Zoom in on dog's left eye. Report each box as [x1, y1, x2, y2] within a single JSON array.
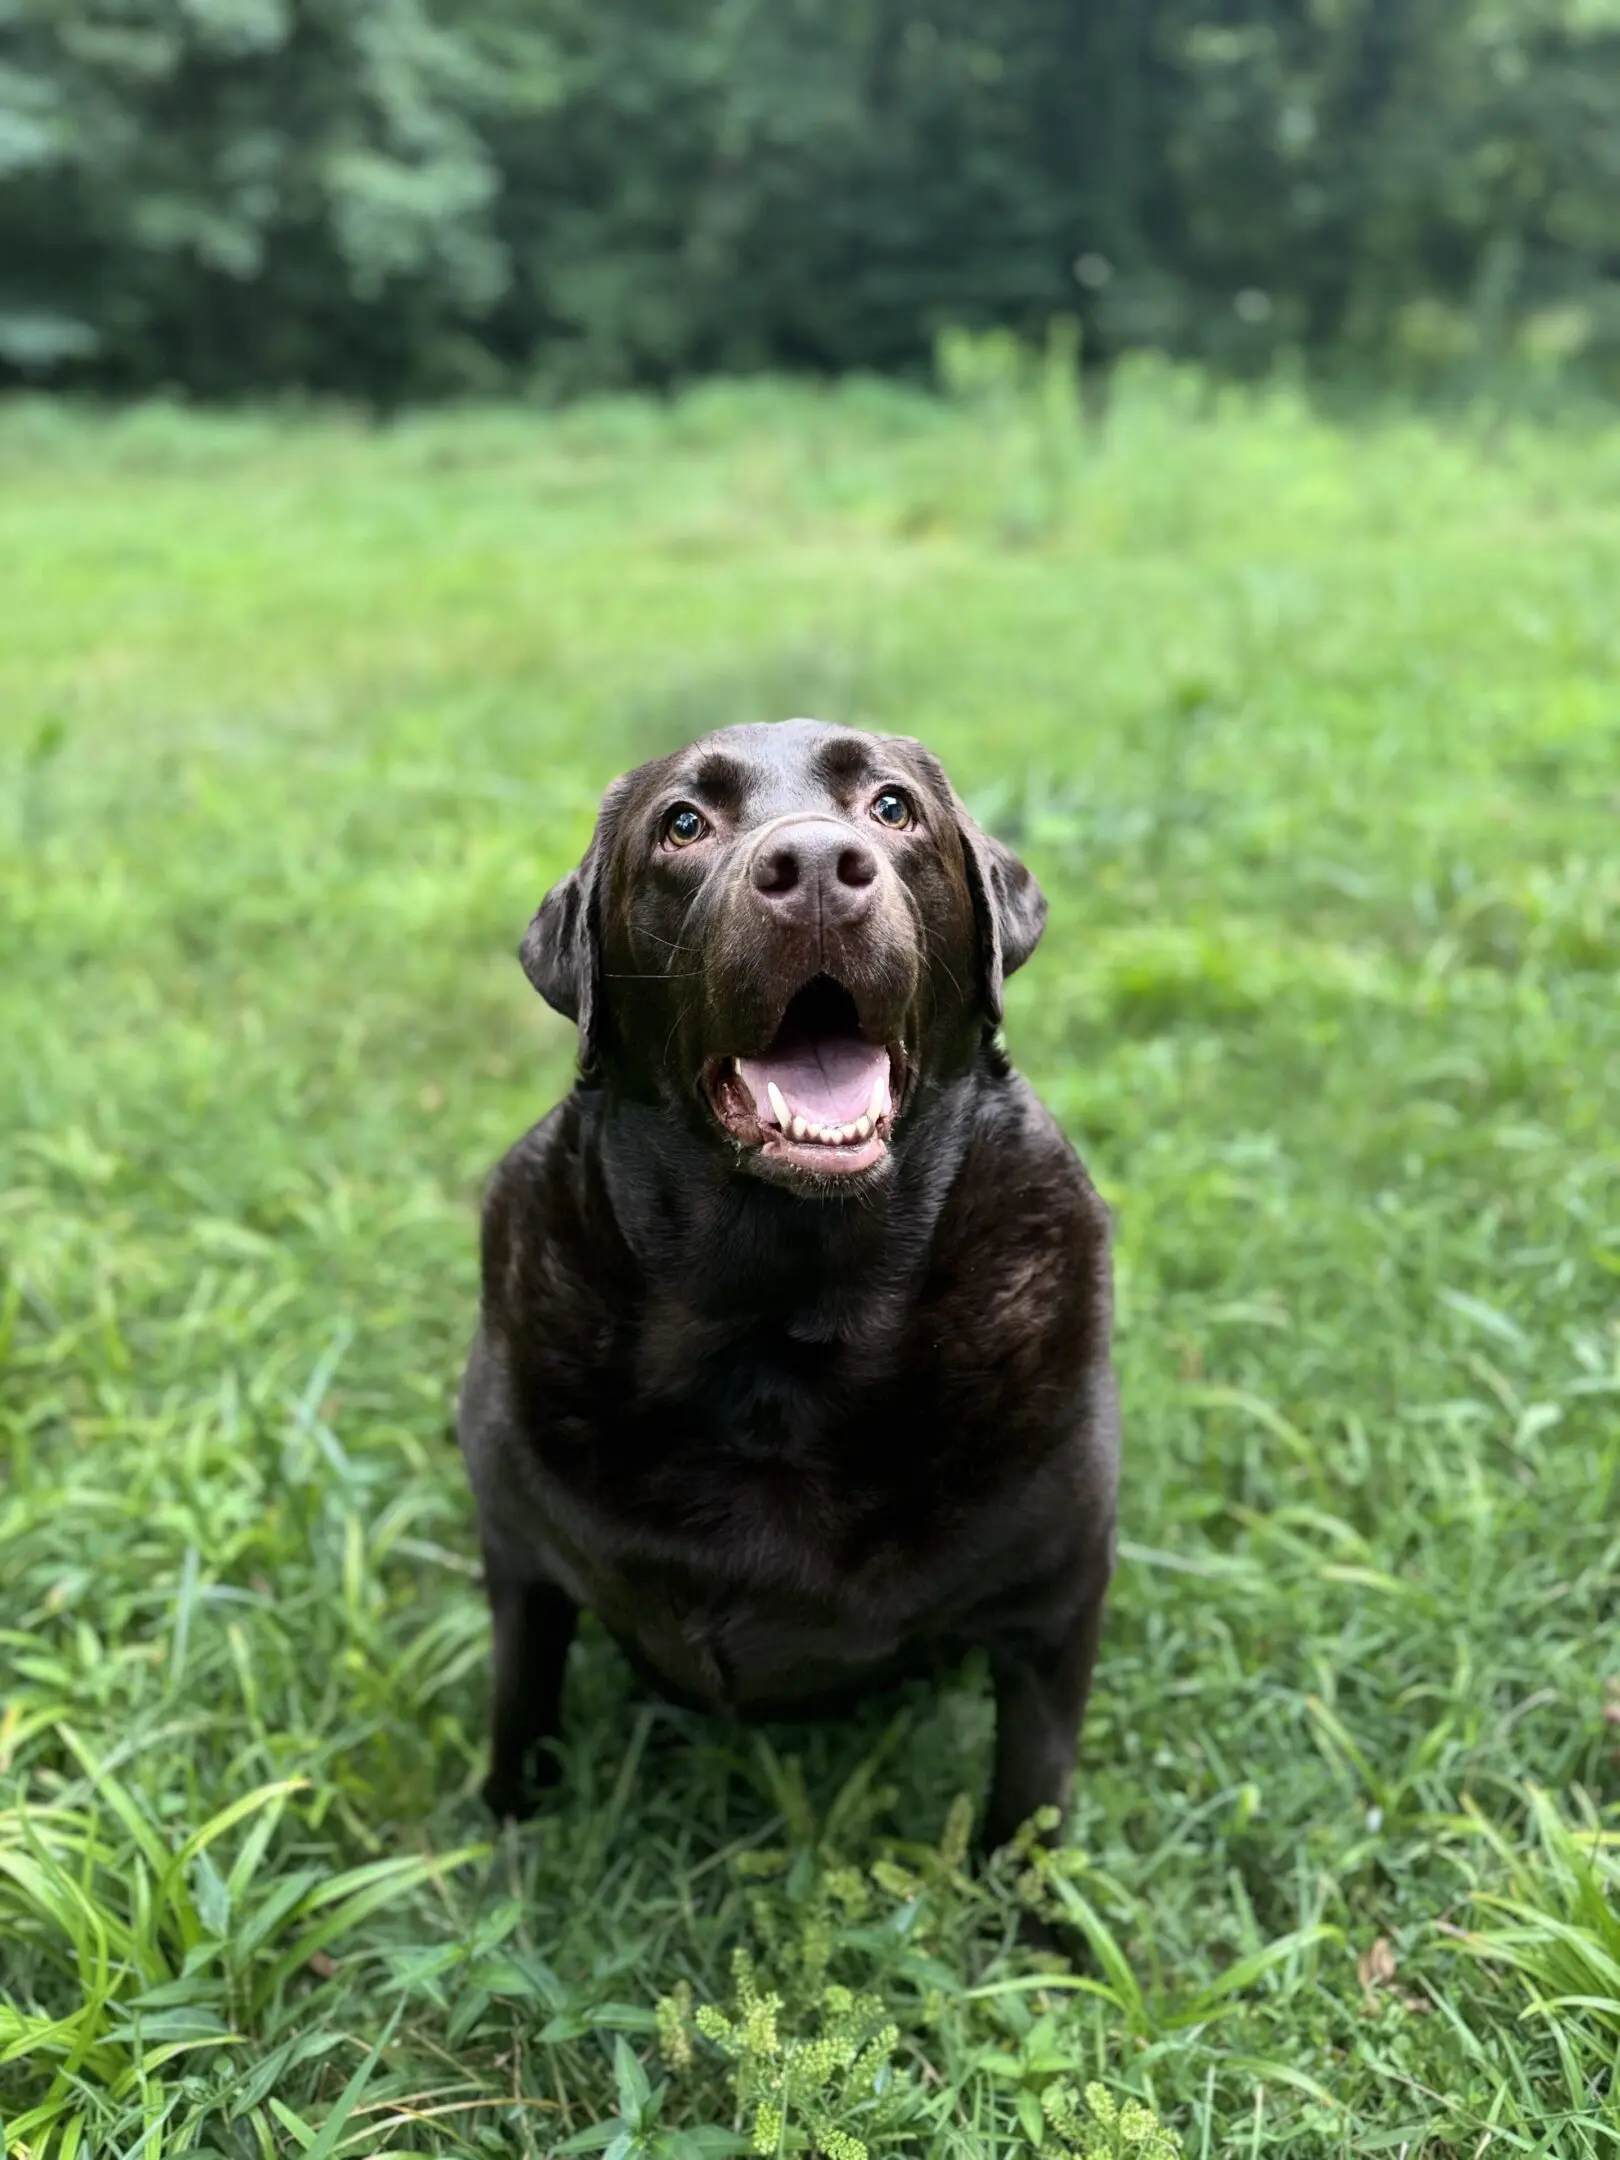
[[870, 790, 912, 830], [663, 804, 709, 848]]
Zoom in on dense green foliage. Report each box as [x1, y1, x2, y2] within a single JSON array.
[[2, 371, 1619, 2151], [4, 0, 1620, 399]]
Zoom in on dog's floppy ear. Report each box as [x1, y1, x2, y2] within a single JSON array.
[[905, 745, 1047, 1025], [956, 806, 1047, 1026], [520, 775, 634, 1074]]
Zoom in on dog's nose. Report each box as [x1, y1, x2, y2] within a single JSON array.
[[750, 818, 878, 928]]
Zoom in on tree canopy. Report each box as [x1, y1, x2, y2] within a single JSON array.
[[3, 0, 1618, 399]]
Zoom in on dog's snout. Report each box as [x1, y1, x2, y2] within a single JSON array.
[[749, 819, 878, 927]]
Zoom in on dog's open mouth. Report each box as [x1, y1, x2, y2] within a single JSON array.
[[706, 978, 902, 1179]]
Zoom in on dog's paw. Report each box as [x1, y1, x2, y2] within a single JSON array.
[[481, 1771, 537, 1823], [1012, 1904, 1084, 1964], [481, 1752, 561, 1824]]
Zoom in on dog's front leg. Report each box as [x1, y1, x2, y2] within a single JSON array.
[[482, 1559, 578, 1821], [982, 1587, 1107, 1853]]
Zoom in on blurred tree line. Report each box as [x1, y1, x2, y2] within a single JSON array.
[[3, 0, 1618, 402]]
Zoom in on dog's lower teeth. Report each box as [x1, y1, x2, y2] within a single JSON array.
[[782, 1119, 873, 1146], [752, 1093, 883, 1153]]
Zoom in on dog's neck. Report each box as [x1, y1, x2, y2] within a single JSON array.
[[590, 1067, 985, 1326]]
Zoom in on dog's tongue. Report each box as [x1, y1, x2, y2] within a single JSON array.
[[736, 1033, 891, 1127]]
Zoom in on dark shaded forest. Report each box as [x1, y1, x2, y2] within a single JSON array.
[[4, 0, 1619, 401]]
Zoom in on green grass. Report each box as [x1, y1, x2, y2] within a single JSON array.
[[2, 365, 1618, 2156]]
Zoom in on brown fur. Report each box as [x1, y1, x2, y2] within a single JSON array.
[[457, 721, 1119, 1848]]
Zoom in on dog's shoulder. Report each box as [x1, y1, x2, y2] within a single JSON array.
[[478, 1092, 634, 1352], [918, 1067, 1112, 1401]]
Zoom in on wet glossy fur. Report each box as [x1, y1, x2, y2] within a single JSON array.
[[458, 721, 1119, 1848]]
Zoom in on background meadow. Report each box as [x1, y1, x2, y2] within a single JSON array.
[[2, 369, 1619, 2153]]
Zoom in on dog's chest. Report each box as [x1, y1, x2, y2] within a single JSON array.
[[540, 1331, 1001, 1706], [631, 1340, 936, 1568], [574, 1439, 970, 1711]]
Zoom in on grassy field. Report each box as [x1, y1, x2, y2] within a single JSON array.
[[2, 368, 1618, 2157]]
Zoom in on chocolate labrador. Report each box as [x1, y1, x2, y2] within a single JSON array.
[[458, 720, 1118, 1849]]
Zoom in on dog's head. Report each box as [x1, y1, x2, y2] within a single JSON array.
[[521, 720, 1045, 1191]]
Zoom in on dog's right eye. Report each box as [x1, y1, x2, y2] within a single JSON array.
[[662, 804, 710, 849]]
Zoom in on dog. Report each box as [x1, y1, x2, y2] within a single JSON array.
[[457, 719, 1118, 1851]]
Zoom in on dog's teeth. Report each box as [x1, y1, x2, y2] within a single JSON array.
[[854, 1116, 871, 1140], [867, 1070, 887, 1124], [791, 1115, 808, 1141], [766, 1080, 790, 1132], [840, 1123, 857, 1144]]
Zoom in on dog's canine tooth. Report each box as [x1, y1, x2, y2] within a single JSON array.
[[766, 1080, 790, 1131]]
